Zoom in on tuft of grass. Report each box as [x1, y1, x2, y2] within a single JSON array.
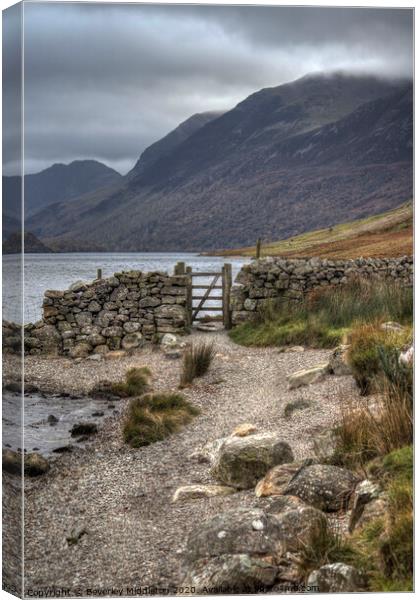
[[283, 399, 312, 418], [123, 392, 200, 448], [297, 517, 360, 581], [332, 320, 412, 468], [347, 324, 411, 395], [349, 446, 413, 591], [180, 341, 216, 387], [230, 278, 412, 350], [111, 367, 152, 397]]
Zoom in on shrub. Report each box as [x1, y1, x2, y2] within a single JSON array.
[[111, 367, 152, 397], [230, 277, 412, 349], [123, 392, 200, 447], [180, 341, 216, 387]]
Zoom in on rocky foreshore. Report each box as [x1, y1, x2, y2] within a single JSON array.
[[2, 329, 378, 595]]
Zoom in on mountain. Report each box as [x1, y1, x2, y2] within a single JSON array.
[[27, 73, 413, 251], [2, 159, 122, 223], [3, 231, 53, 254], [129, 111, 224, 178]]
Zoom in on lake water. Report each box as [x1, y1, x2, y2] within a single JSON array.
[[2, 252, 249, 324], [3, 390, 125, 455]]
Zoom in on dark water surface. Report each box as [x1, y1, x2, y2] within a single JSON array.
[[3, 390, 122, 455]]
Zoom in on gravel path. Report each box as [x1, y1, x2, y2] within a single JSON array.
[[15, 331, 358, 595]]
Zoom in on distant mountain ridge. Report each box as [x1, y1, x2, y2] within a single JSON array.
[[14, 73, 414, 252], [2, 159, 122, 222]]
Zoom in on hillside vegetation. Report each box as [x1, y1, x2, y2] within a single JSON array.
[[214, 202, 412, 259]]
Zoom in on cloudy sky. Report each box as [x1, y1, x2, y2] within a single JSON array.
[[3, 3, 413, 175]]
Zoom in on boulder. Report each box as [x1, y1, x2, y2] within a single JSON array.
[[211, 433, 294, 489], [283, 464, 359, 511], [184, 507, 287, 564], [231, 423, 258, 437], [255, 463, 303, 497], [271, 505, 327, 554], [172, 484, 236, 503], [2, 449, 22, 475], [181, 505, 326, 593], [350, 497, 387, 533], [24, 452, 50, 476], [307, 563, 365, 592], [181, 554, 277, 593], [328, 344, 352, 376], [121, 332, 144, 350], [70, 422, 98, 437], [348, 479, 382, 533], [189, 438, 226, 464], [287, 364, 329, 389]]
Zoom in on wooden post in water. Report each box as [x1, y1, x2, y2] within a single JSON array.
[[222, 263, 232, 330], [256, 238, 262, 260], [186, 266, 193, 328], [97, 268, 102, 280]]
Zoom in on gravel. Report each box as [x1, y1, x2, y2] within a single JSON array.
[[4, 331, 359, 595]]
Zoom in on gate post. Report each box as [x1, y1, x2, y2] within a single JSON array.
[[222, 263, 232, 330], [186, 266, 192, 328], [174, 261, 185, 275]]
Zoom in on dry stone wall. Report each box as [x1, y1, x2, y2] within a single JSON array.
[[230, 256, 413, 325], [22, 270, 189, 357]]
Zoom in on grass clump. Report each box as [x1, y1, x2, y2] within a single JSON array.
[[180, 341, 216, 387], [111, 367, 152, 397], [298, 517, 360, 581], [283, 398, 312, 418], [350, 446, 413, 591], [230, 277, 412, 349], [347, 324, 411, 395], [123, 392, 200, 448]]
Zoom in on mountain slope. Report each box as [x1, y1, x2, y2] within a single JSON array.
[[211, 202, 413, 259], [129, 111, 224, 178], [2, 159, 122, 221], [28, 73, 413, 251]]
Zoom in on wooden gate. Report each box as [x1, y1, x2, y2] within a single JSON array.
[[174, 262, 232, 329]]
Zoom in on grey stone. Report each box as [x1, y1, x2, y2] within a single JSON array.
[[121, 332, 144, 350], [211, 433, 294, 489], [283, 464, 359, 511], [307, 563, 365, 592]]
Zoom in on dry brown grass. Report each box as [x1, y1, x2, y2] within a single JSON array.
[[180, 341, 216, 387]]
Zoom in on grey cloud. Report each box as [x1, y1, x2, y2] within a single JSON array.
[[2, 3, 413, 175]]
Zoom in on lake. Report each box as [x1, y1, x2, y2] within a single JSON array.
[[2, 252, 249, 324]]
